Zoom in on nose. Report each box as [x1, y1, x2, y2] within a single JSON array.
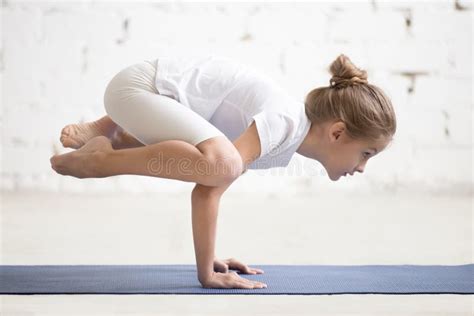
[[355, 161, 367, 173]]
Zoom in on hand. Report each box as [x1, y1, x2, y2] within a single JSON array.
[[201, 271, 267, 289], [213, 257, 265, 275]]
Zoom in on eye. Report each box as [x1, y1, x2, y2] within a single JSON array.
[[363, 152, 371, 158]]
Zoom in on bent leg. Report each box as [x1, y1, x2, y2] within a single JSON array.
[[53, 60, 242, 185], [105, 91, 227, 147], [102, 62, 241, 186], [100, 136, 242, 186]]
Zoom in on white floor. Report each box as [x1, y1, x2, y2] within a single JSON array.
[[1, 191, 473, 315]]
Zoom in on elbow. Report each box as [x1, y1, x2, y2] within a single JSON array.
[[192, 183, 224, 201]]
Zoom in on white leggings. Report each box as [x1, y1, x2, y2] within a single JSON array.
[[103, 59, 225, 146]]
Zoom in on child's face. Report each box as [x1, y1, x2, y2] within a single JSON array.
[[323, 122, 391, 181]]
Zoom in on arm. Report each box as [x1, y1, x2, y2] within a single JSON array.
[[192, 180, 234, 284], [233, 120, 262, 173], [192, 121, 262, 285]]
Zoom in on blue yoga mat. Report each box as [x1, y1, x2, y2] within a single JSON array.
[[1, 264, 473, 295]]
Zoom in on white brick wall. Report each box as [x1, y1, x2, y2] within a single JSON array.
[[1, 1, 472, 195]]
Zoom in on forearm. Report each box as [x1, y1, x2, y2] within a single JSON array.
[[191, 182, 233, 284]]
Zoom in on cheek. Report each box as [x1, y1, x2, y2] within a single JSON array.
[[329, 148, 359, 171], [343, 149, 357, 160], [345, 153, 361, 168], [332, 156, 353, 172]]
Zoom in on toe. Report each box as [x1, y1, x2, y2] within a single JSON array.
[[61, 125, 73, 137], [60, 135, 81, 149], [60, 126, 78, 148], [50, 155, 62, 172]]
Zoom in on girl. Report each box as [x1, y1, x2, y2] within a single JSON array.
[[50, 53, 396, 290]]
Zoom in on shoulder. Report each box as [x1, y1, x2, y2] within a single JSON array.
[[250, 110, 300, 158]]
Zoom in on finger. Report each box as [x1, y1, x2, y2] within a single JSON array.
[[239, 281, 256, 289], [213, 260, 229, 273], [252, 279, 267, 287], [251, 281, 267, 289], [215, 266, 229, 273], [233, 274, 267, 289], [231, 275, 255, 289], [227, 259, 264, 275], [227, 258, 253, 274], [216, 259, 229, 272], [242, 267, 264, 275], [237, 279, 264, 289]]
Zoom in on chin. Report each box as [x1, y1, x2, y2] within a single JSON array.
[[328, 172, 341, 181]]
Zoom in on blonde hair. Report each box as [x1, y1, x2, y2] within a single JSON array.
[[304, 54, 396, 141]]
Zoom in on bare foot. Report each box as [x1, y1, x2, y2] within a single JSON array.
[[60, 119, 116, 149], [50, 136, 114, 178]]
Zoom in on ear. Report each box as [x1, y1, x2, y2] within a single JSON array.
[[328, 121, 346, 141]]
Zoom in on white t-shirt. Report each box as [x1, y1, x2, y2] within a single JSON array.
[[153, 54, 311, 170]]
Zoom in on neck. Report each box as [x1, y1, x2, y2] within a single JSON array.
[[296, 122, 325, 162]]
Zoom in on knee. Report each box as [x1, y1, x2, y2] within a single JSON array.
[[205, 151, 243, 186], [103, 71, 127, 119], [103, 81, 119, 117], [218, 154, 243, 184], [196, 137, 243, 186]]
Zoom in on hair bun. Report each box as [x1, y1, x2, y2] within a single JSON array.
[[329, 54, 368, 89]]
